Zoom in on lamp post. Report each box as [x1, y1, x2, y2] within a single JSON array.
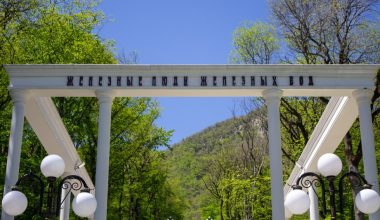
[[2, 154, 97, 219], [285, 153, 380, 219]]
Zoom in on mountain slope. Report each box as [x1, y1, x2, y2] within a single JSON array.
[[164, 110, 271, 219]]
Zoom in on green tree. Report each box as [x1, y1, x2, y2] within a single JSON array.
[[230, 22, 279, 64]]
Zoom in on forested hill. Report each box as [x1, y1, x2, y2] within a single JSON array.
[[164, 109, 274, 220]]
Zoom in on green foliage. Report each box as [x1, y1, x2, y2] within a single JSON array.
[[279, 97, 327, 177], [0, 0, 116, 65], [166, 111, 273, 219], [230, 21, 279, 64]]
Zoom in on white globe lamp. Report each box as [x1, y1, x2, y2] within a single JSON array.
[[355, 189, 380, 214], [317, 153, 342, 177], [40, 154, 65, 178], [284, 188, 310, 215], [72, 191, 97, 217], [1, 190, 28, 216]]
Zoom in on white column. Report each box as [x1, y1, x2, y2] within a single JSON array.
[[262, 89, 285, 220], [94, 90, 114, 220], [1, 90, 28, 220], [59, 186, 71, 220], [352, 89, 380, 220], [308, 187, 319, 220]]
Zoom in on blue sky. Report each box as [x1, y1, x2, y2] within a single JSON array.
[[97, 0, 270, 145]]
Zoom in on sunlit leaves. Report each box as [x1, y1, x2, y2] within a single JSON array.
[[230, 22, 279, 64]]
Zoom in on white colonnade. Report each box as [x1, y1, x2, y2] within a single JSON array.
[[263, 88, 285, 219], [94, 90, 114, 220], [1, 90, 28, 220], [2, 64, 379, 220], [353, 89, 380, 220]]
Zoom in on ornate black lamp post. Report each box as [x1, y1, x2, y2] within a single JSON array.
[[2, 154, 97, 219], [284, 153, 380, 219]]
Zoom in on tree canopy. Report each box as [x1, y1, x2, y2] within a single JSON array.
[[230, 22, 279, 64]]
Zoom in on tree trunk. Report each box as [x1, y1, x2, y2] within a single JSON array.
[[129, 196, 134, 219], [343, 132, 364, 220], [135, 198, 140, 220], [220, 199, 224, 220], [226, 199, 232, 220], [244, 195, 253, 220], [118, 166, 126, 219]]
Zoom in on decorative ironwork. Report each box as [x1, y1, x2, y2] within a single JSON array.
[[295, 172, 327, 218], [11, 171, 90, 219], [14, 170, 45, 217], [293, 171, 370, 219], [338, 171, 370, 216]]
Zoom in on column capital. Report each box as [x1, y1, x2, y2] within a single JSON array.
[[262, 88, 283, 104], [9, 89, 30, 104], [95, 90, 115, 103], [352, 89, 373, 104]]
